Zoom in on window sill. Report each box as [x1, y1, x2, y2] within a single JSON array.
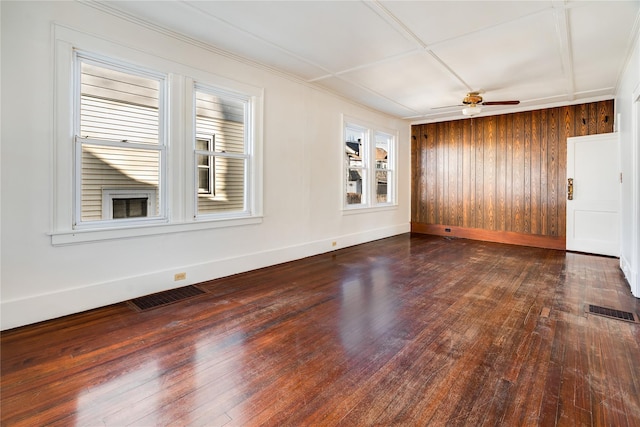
[[341, 204, 398, 215], [50, 216, 263, 246]]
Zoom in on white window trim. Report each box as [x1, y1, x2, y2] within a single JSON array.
[[51, 25, 263, 246], [196, 135, 215, 195], [192, 83, 254, 220], [341, 115, 398, 213], [73, 52, 168, 229]]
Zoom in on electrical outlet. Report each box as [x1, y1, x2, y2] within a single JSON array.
[[174, 272, 186, 281], [332, 241, 337, 247]]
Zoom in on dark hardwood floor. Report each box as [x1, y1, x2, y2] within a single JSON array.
[[2, 234, 639, 426]]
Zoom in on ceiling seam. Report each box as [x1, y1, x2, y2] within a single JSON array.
[[366, 0, 472, 93], [553, 1, 575, 101], [77, 0, 314, 83], [179, 1, 335, 78], [308, 50, 422, 82], [77, 0, 410, 119]]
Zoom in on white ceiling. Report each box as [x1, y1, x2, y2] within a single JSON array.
[[99, 0, 640, 122]]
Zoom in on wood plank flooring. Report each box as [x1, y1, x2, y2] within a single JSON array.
[[2, 234, 639, 426]]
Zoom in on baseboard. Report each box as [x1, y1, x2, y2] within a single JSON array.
[[620, 254, 640, 298], [1, 223, 410, 330], [411, 223, 566, 251]]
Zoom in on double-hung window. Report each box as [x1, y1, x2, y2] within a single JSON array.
[[53, 25, 263, 245], [74, 52, 166, 227], [194, 86, 251, 217], [344, 119, 397, 209]]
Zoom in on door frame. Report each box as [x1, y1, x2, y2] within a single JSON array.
[[566, 132, 621, 257], [628, 84, 640, 297]]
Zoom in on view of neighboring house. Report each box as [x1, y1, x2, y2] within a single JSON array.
[[78, 60, 246, 223], [345, 138, 389, 205]]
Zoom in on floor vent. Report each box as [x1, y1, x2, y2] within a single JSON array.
[[587, 304, 637, 323], [129, 285, 205, 311]]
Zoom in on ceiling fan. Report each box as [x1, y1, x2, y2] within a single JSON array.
[[436, 92, 520, 116]]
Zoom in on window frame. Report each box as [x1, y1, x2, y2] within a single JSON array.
[[102, 188, 157, 220], [342, 116, 398, 211], [193, 84, 254, 220], [51, 25, 263, 245], [73, 51, 168, 229], [196, 135, 215, 195]]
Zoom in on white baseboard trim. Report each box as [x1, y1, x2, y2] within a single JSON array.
[[1, 223, 409, 330], [620, 254, 639, 298]]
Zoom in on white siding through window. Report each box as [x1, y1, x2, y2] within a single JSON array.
[[76, 55, 165, 224], [195, 88, 247, 216]]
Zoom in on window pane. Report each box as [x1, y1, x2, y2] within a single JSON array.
[[376, 171, 389, 203], [346, 168, 364, 205], [195, 91, 245, 154], [375, 132, 391, 170], [345, 127, 365, 167], [197, 157, 245, 214], [198, 164, 211, 194], [80, 62, 160, 144], [113, 198, 148, 218], [81, 144, 160, 221], [375, 132, 393, 204], [196, 138, 210, 152]]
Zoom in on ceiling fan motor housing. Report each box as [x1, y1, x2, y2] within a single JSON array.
[[463, 92, 483, 105]]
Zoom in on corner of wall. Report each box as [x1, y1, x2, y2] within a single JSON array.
[[620, 255, 639, 298]]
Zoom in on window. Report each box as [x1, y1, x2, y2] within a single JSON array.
[[344, 119, 396, 209], [194, 86, 251, 217], [74, 53, 166, 227], [102, 189, 157, 220], [196, 137, 214, 195], [374, 131, 393, 204], [52, 26, 264, 244]]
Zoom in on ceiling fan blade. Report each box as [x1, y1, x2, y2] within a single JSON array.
[[481, 100, 520, 106], [431, 104, 464, 110]]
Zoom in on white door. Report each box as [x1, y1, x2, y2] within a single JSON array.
[[566, 133, 620, 256]]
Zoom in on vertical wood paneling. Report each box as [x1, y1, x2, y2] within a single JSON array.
[[474, 119, 484, 228], [411, 100, 614, 240], [496, 115, 507, 231], [598, 101, 613, 133], [411, 127, 419, 222], [530, 110, 541, 235], [441, 122, 449, 224], [457, 124, 464, 225], [548, 107, 559, 237], [540, 109, 549, 235], [416, 126, 424, 223], [484, 117, 497, 230], [505, 116, 513, 232], [464, 120, 474, 228], [558, 107, 573, 239], [589, 103, 598, 134], [436, 123, 445, 224], [448, 122, 458, 225], [523, 113, 532, 234], [426, 124, 437, 224], [512, 112, 524, 233], [576, 104, 589, 136]]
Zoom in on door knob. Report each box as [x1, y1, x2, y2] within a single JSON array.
[[567, 178, 573, 200]]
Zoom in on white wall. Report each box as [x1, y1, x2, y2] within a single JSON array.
[[0, 2, 411, 330], [616, 24, 640, 298]]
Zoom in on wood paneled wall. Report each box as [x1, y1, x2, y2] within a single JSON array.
[[411, 100, 614, 249]]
